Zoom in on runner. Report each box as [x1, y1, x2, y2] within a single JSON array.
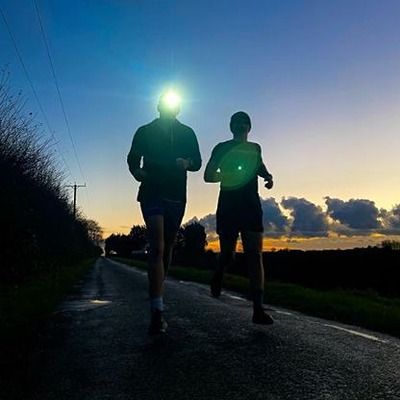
[[204, 111, 274, 324], [128, 91, 201, 334]]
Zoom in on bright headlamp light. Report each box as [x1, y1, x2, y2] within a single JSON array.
[[160, 89, 181, 111]]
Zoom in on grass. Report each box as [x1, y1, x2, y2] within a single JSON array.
[[113, 257, 400, 338], [0, 258, 96, 399], [0, 258, 96, 341]]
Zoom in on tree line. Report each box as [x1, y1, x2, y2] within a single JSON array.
[[105, 221, 212, 268], [107, 220, 400, 297]]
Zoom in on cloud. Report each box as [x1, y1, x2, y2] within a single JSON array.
[[189, 197, 400, 241], [388, 204, 400, 228], [325, 197, 381, 234], [189, 198, 289, 239], [380, 204, 400, 234], [281, 197, 329, 237], [261, 197, 290, 237], [186, 214, 217, 239]]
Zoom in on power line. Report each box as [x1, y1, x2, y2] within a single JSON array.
[[32, 0, 86, 183], [66, 183, 86, 218], [0, 5, 74, 181]]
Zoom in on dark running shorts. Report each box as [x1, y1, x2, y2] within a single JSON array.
[[140, 199, 185, 233], [216, 199, 263, 237]]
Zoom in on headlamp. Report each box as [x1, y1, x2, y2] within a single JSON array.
[[160, 89, 181, 111]]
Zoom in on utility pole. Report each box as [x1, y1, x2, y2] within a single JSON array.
[[66, 183, 86, 218]]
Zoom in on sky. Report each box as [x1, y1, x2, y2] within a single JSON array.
[[1, 0, 400, 249]]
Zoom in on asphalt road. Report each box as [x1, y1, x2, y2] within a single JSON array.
[[30, 257, 400, 400]]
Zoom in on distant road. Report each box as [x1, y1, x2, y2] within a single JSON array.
[[32, 257, 400, 400]]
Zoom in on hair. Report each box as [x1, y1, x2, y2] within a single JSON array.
[[230, 111, 251, 134]]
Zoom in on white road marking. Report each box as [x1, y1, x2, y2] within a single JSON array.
[[90, 300, 111, 305], [275, 310, 294, 316], [56, 299, 112, 313], [322, 323, 388, 343], [225, 293, 246, 301], [108, 259, 395, 346]]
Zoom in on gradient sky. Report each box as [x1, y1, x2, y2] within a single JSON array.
[[1, 0, 400, 248]]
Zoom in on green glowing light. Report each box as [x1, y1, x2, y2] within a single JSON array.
[[218, 143, 260, 190]]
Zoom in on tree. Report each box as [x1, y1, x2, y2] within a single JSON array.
[[105, 233, 131, 257], [0, 72, 101, 282], [104, 225, 148, 257], [84, 219, 104, 247], [180, 222, 207, 256], [129, 225, 147, 251], [381, 240, 400, 250]]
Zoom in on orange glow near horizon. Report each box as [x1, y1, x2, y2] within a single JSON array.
[[205, 234, 400, 252]]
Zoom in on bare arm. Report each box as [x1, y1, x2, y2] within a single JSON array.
[[257, 144, 273, 189], [204, 145, 221, 182], [258, 162, 273, 181]]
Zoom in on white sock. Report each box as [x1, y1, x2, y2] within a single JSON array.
[[150, 296, 164, 312]]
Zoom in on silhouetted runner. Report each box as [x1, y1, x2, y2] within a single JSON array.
[[204, 111, 274, 324], [127, 91, 201, 334]]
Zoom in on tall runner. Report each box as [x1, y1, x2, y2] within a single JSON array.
[[128, 91, 201, 334]]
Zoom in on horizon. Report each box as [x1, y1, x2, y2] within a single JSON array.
[[1, 0, 400, 250]]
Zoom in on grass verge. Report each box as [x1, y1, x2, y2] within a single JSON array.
[[0, 258, 96, 398], [113, 257, 400, 338], [0, 258, 96, 340]]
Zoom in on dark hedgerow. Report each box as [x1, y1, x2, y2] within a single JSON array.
[[0, 72, 101, 283]]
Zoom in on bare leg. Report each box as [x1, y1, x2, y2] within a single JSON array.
[[211, 233, 237, 297], [241, 231, 273, 324], [144, 214, 165, 298], [241, 231, 264, 293], [218, 234, 237, 273], [144, 214, 170, 334], [163, 229, 178, 278]]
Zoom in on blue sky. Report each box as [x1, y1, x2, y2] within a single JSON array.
[[1, 0, 400, 246]]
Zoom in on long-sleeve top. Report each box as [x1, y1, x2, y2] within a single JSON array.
[[127, 118, 201, 203]]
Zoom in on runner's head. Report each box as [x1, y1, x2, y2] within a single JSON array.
[[230, 111, 251, 139], [157, 90, 181, 119]]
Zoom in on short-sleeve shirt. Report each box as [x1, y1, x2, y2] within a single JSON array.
[[210, 140, 264, 233]]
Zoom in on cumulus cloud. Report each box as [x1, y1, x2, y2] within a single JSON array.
[[325, 197, 381, 234], [388, 204, 400, 227], [281, 197, 329, 237], [189, 198, 289, 239], [189, 197, 400, 240], [261, 197, 289, 237], [380, 204, 400, 234], [186, 214, 217, 239]]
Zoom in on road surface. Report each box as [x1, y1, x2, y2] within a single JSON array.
[[30, 257, 400, 400]]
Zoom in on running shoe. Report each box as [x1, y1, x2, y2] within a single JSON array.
[[148, 309, 168, 335], [252, 308, 274, 325], [210, 270, 223, 297]]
